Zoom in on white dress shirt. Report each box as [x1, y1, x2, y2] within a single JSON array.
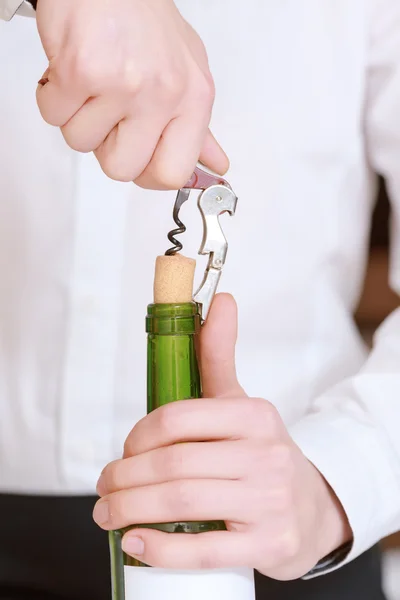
[[1, 0, 400, 573]]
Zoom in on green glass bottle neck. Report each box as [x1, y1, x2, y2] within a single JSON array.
[[146, 302, 202, 412], [146, 302, 201, 335]]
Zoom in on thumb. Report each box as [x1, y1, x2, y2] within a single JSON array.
[[199, 293, 246, 398]]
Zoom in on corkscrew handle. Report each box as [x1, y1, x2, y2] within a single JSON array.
[[165, 168, 233, 256], [185, 167, 231, 191]]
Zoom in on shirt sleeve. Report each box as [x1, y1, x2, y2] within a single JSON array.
[[0, 0, 35, 20], [289, 0, 400, 577]]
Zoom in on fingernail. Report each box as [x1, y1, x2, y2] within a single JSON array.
[[93, 501, 109, 526], [122, 535, 145, 556]]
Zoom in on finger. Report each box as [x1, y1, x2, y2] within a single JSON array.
[[200, 293, 246, 399], [121, 529, 254, 570], [123, 396, 282, 457], [36, 73, 88, 127], [199, 129, 230, 175], [61, 96, 124, 153], [93, 480, 245, 530], [94, 114, 167, 182], [97, 440, 247, 496], [134, 113, 221, 190]]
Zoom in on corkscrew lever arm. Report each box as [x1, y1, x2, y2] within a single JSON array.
[[166, 167, 238, 321], [194, 179, 238, 320]]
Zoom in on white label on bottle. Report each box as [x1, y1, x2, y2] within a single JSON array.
[[124, 566, 256, 600]]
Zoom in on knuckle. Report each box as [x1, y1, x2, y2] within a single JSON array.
[[72, 52, 102, 86], [277, 529, 302, 561], [61, 127, 91, 153], [123, 64, 186, 99], [254, 398, 282, 435], [247, 397, 268, 414], [123, 433, 135, 458], [156, 402, 182, 438], [122, 65, 144, 95], [162, 172, 192, 190], [157, 68, 186, 101], [101, 461, 119, 493], [159, 444, 185, 480], [265, 405, 282, 433], [241, 397, 262, 423], [269, 443, 295, 472], [193, 73, 215, 106], [169, 480, 193, 514], [100, 155, 133, 183], [243, 398, 280, 433], [150, 163, 193, 191], [73, 51, 140, 93]]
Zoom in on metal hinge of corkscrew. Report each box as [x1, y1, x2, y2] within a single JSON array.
[[165, 166, 238, 321]]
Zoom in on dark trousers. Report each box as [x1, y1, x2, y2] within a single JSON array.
[[0, 494, 387, 600]]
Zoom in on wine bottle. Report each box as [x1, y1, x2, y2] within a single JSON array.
[[109, 300, 255, 600]]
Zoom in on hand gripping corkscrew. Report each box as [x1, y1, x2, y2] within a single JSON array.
[[165, 166, 238, 321]]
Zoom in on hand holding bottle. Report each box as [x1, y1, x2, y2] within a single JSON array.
[[35, 0, 228, 189], [94, 294, 352, 580]]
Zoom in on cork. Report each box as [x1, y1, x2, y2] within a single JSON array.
[[154, 254, 196, 303]]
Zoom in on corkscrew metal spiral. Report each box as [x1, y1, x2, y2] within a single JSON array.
[[165, 188, 191, 256]]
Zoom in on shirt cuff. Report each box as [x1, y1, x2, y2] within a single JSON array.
[[288, 407, 400, 578]]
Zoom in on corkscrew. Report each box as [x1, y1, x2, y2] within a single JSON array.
[[165, 166, 238, 320]]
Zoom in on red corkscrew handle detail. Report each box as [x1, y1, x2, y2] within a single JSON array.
[[185, 167, 229, 190]]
